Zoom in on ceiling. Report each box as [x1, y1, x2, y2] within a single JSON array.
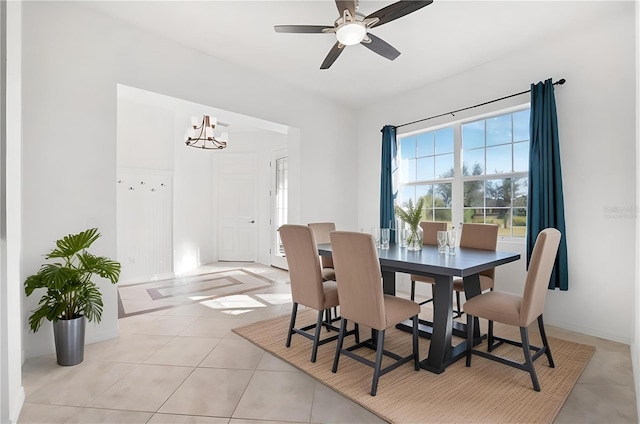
[[79, 0, 623, 109]]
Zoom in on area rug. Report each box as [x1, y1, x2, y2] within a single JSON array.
[[233, 309, 595, 424], [118, 268, 274, 317]]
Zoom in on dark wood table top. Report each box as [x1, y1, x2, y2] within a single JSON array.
[[317, 243, 520, 278]]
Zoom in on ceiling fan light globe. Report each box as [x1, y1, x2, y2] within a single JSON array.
[[336, 23, 366, 46]]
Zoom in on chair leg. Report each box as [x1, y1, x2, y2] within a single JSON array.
[[371, 329, 385, 396], [412, 315, 420, 371], [286, 303, 298, 348], [537, 315, 555, 368], [520, 326, 541, 392], [454, 291, 462, 318], [410, 280, 416, 301], [332, 318, 347, 373], [324, 308, 332, 331], [354, 323, 360, 344], [310, 310, 325, 363], [466, 313, 473, 367], [487, 320, 494, 352]]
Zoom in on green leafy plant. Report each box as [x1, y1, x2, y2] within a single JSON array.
[[24, 228, 121, 332], [394, 197, 425, 231]]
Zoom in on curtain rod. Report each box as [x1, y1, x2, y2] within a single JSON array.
[[394, 78, 566, 129]]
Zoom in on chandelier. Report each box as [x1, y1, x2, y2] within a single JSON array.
[[185, 115, 228, 150]]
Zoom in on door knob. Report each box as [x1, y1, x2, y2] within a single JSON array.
[[249, 220, 255, 223]]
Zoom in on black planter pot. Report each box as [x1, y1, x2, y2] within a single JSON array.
[[53, 315, 86, 366]]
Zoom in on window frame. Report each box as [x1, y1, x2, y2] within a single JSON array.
[[396, 103, 530, 242]]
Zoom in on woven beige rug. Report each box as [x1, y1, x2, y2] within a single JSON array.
[[233, 309, 595, 424]]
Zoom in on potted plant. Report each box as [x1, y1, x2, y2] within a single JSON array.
[[24, 228, 121, 366], [395, 197, 425, 251]]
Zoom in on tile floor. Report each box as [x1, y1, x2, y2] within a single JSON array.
[[19, 263, 638, 423]]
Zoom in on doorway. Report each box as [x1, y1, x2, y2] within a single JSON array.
[[216, 154, 257, 262]]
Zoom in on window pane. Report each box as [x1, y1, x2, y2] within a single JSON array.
[[464, 180, 484, 207], [513, 208, 527, 237], [486, 114, 512, 146], [416, 132, 434, 157], [400, 136, 416, 159], [463, 148, 484, 176], [434, 183, 452, 207], [398, 158, 409, 183], [416, 157, 434, 181], [513, 141, 529, 172], [434, 153, 454, 179], [513, 109, 530, 141], [488, 209, 510, 236], [462, 120, 484, 150], [434, 208, 451, 222], [513, 177, 528, 208], [435, 127, 454, 154], [485, 178, 511, 208], [415, 184, 431, 204], [400, 185, 415, 205], [405, 158, 417, 182], [486, 144, 512, 174]]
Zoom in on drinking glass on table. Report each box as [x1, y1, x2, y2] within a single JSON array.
[[437, 231, 447, 254], [380, 228, 390, 249], [371, 227, 381, 248], [446, 229, 456, 255]]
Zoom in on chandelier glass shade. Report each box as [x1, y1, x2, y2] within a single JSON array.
[[185, 115, 228, 150]]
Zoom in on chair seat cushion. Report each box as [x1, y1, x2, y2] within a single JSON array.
[[452, 275, 494, 292], [321, 268, 336, 281], [382, 295, 421, 330], [463, 291, 522, 326], [322, 280, 340, 309], [411, 274, 435, 284]]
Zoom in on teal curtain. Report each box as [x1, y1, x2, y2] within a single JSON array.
[[527, 79, 568, 290], [380, 125, 397, 240]]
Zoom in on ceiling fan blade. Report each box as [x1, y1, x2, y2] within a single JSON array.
[[335, 0, 356, 19], [366, 0, 433, 28], [274, 25, 334, 33], [320, 41, 345, 70], [362, 33, 401, 61]]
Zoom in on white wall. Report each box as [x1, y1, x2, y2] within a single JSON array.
[[20, 1, 358, 358], [357, 4, 636, 344], [2, 1, 25, 422], [633, 0, 640, 413]]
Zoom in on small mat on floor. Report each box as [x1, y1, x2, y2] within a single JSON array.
[[233, 309, 595, 424], [118, 268, 274, 317]]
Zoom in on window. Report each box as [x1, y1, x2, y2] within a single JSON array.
[[396, 107, 530, 238], [274, 156, 288, 255]]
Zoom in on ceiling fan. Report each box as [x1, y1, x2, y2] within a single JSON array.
[[274, 0, 433, 70]]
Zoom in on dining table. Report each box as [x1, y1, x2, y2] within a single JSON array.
[[317, 242, 521, 374]]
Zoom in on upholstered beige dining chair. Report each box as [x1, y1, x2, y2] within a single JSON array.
[[412, 223, 499, 318], [279, 225, 357, 363], [308, 222, 336, 280], [464, 228, 561, 391], [308, 222, 338, 326], [410, 221, 448, 304], [330, 231, 420, 396]]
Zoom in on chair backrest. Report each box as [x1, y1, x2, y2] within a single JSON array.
[[308, 222, 335, 269], [420, 221, 448, 246], [330, 231, 386, 330], [279, 225, 325, 310], [459, 223, 499, 279], [520, 228, 561, 327]]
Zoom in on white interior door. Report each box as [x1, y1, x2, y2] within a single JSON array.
[[217, 154, 257, 261]]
